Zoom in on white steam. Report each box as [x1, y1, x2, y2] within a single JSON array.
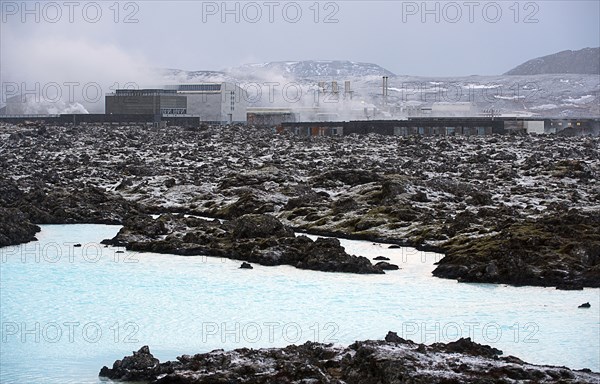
[[1, 33, 160, 113], [3, 95, 88, 115]]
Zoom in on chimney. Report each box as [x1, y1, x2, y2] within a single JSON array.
[[344, 81, 353, 100], [382, 76, 388, 104]]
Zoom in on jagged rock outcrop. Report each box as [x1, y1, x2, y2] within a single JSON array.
[[0, 171, 141, 247], [100, 334, 599, 383], [433, 210, 600, 288], [103, 213, 385, 274], [0, 208, 40, 247]]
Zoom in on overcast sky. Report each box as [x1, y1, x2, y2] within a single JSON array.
[[1, 0, 599, 87]]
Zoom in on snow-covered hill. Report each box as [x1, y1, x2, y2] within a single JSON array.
[[227, 60, 395, 79], [157, 68, 233, 84], [381, 74, 599, 117], [504, 47, 599, 76]]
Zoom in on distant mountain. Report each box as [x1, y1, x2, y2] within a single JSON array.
[[158, 68, 232, 83], [227, 60, 395, 78], [504, 47, 600, 75]]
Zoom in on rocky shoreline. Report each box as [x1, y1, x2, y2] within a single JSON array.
[[433, 210, 600, 289], [1, 123, 598, 287], [0, 175, 142, 246], [99, 333, 599, 383], [102, 213, 387, 274]]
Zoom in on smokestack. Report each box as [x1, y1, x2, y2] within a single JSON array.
[[344, 81, 352, 100], [382, 76, 388, 104]]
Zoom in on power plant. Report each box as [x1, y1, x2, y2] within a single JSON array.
[[0, 77, 598, 135]]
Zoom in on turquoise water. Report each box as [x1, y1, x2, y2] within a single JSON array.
[[1, 224, 598, 383]]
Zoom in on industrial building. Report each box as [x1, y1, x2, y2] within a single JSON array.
[[2, 76, 598, 134], [169, 83, 247, 123], [105, 89, 187, 116], [247, 108, 297, 126], [281, 119, 500, 136], [0, 114, 597, 136], [105, 83, 247, 124]]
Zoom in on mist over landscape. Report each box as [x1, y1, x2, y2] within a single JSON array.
[[1, 1, 599, 117], [1, 2, 600, 384]]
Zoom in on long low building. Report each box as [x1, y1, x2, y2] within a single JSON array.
[[247, 108, 297, 126], [280, 117, 600, 136], [0, 115, 598, 135], [0, 114, 202, 127]]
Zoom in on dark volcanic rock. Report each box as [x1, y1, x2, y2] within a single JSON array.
[[1, 177, 141, 247], [411, 190, 429, 202], [384, 331, 413, 344], [102, 213, 173, 247], [556, 282, 584, 291], [437, 337, 502, 358], [312, 169, 382, 188], [240, 262, 253, 269], [284, 190, 328, 210], [375, 261, 400, 270], [23, 184, 140, 225], [105, 213, 384, 274], [0, 208, 40, 247], [433, 210, 600, 288], [231, 214, 294, 238], [100, 336, 599, 383], [297, 237, 383, 274], [376, 179, 407, 203], [215, 191, 274, 219], [99, 346, 161, 381], [0, 175, 141, 236], [3, 124, 599, 288]]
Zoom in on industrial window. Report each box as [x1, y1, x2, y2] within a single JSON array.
[[178, 84, 221, 92], [160, 108, 186, 115], [115, 90, 172, 96]]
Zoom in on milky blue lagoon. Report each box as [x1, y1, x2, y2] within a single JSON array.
[[1, 224, 598, 383]]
